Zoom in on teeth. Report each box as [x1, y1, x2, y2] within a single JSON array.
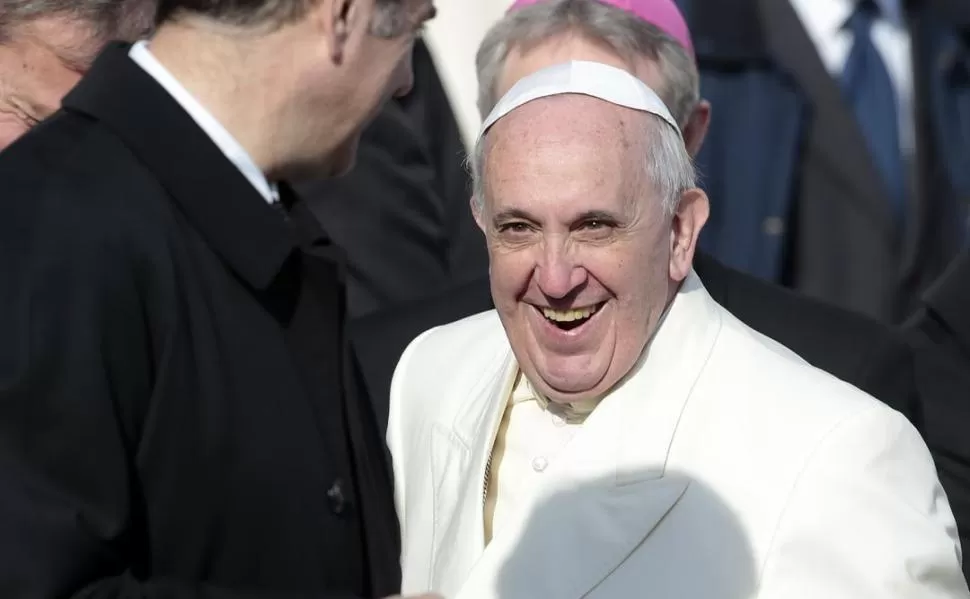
[[542, 304, 600, 322]]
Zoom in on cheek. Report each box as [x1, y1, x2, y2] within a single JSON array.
[[602, 239, 668, 306], [488, 248, 534, 301]]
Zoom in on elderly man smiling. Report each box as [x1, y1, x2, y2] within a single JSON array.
[[386, 61, 968, 599]]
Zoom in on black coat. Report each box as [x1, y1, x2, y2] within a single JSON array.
[[677, 0, 970, 322], [905, 252, 970, 581], [352, 253, 920, 434], [0, 43, 398, 598]]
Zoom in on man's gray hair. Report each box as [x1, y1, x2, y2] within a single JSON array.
[[469, 0, 698, 218], [0, 0, 156, 65], [476, 0, 699, 127], [156, 0, 411, 36]]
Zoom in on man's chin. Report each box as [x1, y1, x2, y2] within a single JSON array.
[[531, 360, 611, 404]]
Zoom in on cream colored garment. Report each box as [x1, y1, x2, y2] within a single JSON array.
[[483, 372, 586, 544], [388, 271, 968, 599]]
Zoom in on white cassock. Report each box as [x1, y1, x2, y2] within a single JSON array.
[[387, 271, 969, 599]]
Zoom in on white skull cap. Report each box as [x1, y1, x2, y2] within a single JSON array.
[[478, 60, 681, 142]]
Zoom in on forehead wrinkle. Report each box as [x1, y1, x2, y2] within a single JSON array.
[[484, 96, 643, 215], [489, 95, 631, 156]]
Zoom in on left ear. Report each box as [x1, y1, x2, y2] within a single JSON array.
[[668, 188, 710, 282]]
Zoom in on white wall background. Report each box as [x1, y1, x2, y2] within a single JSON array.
[[421, 0, 516, 150]]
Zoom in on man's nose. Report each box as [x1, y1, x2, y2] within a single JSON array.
[[535, 242, 587, 299]]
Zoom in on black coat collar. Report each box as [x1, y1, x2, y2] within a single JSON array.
[[61, 42, 303, 290]]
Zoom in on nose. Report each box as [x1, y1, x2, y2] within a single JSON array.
[[535, 240, 587, 299]]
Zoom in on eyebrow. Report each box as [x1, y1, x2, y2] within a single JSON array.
[[491, 208, 534, 225], [574, 210, 620, 223]]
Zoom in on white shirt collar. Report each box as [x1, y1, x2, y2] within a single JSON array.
[[128, 40, 280, 205]]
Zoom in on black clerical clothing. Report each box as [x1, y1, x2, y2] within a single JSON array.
[[906, 252, 970, 581], [352, 252, 920, 434], [0, 43, 398, 598]]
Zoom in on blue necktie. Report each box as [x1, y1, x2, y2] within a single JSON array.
[[840, 1, 906, 223]]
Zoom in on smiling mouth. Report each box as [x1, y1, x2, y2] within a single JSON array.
[[537, 302, 607, 331]]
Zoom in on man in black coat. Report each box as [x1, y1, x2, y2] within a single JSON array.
[[0, 0, 438, 597], [906, 252, 970, 581], [675, 0, 970, 323]]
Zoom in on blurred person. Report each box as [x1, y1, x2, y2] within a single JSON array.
[[0, 0, 441, 597], [388, 61, 968, 598], [677, 0, 970, 322], [299, 37, 488, 317], [906, 250, 970, 581], [418, 0, 514, 148], [353, 0, 920, 440], [0, 0, 155, 149]]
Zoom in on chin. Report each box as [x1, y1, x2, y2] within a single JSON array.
[[528, 354, 614, 404]]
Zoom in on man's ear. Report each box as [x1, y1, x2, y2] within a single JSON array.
[[325, 0, 353, 64], [669, 188, 710, 282], [682, 99, 711, 157]]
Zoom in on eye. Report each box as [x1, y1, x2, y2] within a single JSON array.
[[582, 219, 607, 230], [498, 222, 532, 234]]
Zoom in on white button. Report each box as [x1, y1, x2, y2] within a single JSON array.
[[762, 216, 785, 236], [531, 456, 549, 472]]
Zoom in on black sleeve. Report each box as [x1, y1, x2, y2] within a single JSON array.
[[0, 205, 364, 599], [400, 39, 488, 285]]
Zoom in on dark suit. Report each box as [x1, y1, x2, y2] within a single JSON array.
[[352, 253, 919, 432], [298, 40, 487, 317], [676, 0, 970, 322], [0, 44, 398, 598], [906, 252, 970, 581]]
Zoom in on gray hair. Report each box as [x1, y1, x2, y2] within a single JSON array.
[[368, 0, 414, 39], [0, 1, 156, 53], [470, 108, 694, 217], [156, 0, 411, 36], [469, 0, 698, 218], [476, 0, 699, 127]]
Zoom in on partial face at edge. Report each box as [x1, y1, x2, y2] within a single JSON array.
[[477, 95, 675, 405], [319, 0, 436, 176], [0, 17, 97, 151]]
